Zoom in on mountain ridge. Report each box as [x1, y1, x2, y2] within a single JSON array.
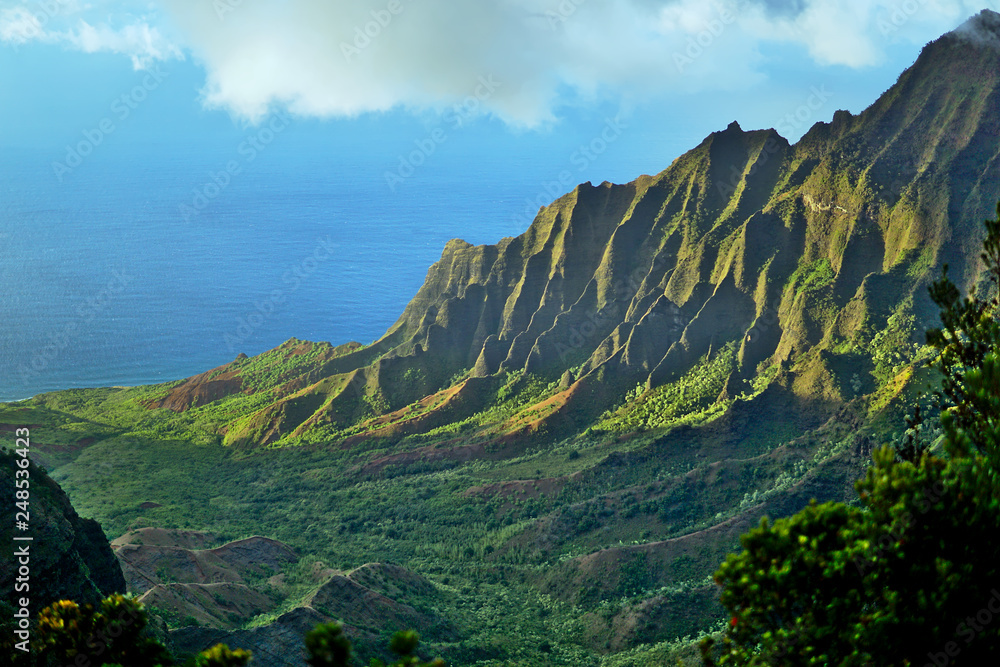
[[137, 9, 1000, 453]]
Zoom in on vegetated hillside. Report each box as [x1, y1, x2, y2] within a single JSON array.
[[4, 10, 1000, 667]]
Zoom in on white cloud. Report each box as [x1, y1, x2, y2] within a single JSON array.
[[0, 7, 46, 44], [734, 0, 995, 67], [0, 0, 183, 69], [70, 19, 183, 69], [157, 0, 777, 127], [3, 0, 996, 124], [157, 0, 994, 126]]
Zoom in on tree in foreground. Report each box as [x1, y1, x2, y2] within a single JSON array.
[[702, 203, 1000, 666], [31, 595, 174, 666]]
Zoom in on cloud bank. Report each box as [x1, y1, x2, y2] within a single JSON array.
[[3, 0, 995, 125], [0, 0, 183, 69]]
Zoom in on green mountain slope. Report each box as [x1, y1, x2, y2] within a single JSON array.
[[6, 10, 1000, 666], [120, 11, 1000, 454]]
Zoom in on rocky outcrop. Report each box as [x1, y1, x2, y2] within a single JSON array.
[[0, 447, 125, 609]]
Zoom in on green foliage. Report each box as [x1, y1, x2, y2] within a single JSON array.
[[786, 258, 835, 297], [9, 365, 848, 664], [190, 644, 253, 667], [702, 204, 1000, 665], [595, 342, 737, 433], [704, 447, 1000, 665], [229, 340, 346, 394], [868, 305, 918, 386], [16, 595, 251, 667], [306, 622, 353, 667], [371, 630, 445, 667], [7, 352, 886, 666], [305, 623, 444, 667], [388, 630, 421, 658], [20, 595, 451, 667], [32, 595, 174, 667], [414, 371, 561, 439]]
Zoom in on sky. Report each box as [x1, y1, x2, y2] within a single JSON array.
[[1, 1, 998, 396], [1, 0, 997, 191]]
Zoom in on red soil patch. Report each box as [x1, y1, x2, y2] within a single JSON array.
[[145, 363, 245, 412], [306, 563, 444, 634], [462, 475, 573, 501], [358, 441, 487, 475], [0, 423, 41, 431], [500, 379, 584, 437], [543, 508, 765, 605]]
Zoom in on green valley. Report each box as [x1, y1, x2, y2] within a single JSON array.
[[5, 10, 1000, 666]]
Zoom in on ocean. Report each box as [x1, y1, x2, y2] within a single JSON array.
[[0, 135, 646, 403]]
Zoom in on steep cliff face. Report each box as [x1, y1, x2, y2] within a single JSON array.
[[151, 10, 1000, 450], [0, 445, 125, 609]]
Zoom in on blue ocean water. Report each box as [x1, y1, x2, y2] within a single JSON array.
[[1, 136, 580, 402]]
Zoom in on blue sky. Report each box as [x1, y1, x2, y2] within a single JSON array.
[[1, 1, 997, 197], [1, 1, 998, 397]]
